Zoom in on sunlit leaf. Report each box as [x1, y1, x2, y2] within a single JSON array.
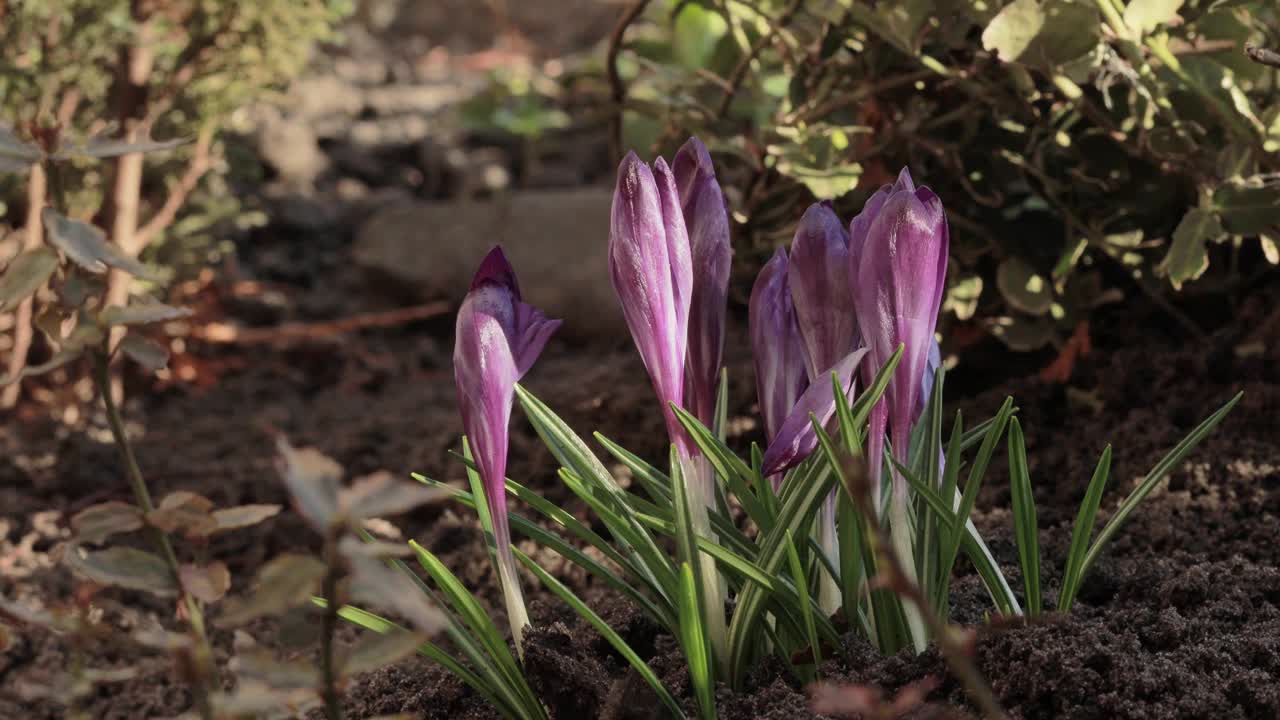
[[70, 501, 143, 545], [146, 491, 216, 536], [41, 209, 154, 279], [0, 348, 82, 386], [208, 680, 320, 717], [338, 470, 445, 520], [339, 629, 426, 677], [0, 125, 42, 171], [1123, 0, 1183, 35], [0, 247, 58, 312], [943, 275, 983, 320], [218, 554, 327, 626], [180, 562, 231, 604], [231, 649, 320, 689], [1160, 208, 1223, 289], [996, 257, 1053, 315], [52, 134, 188, 160], [100, 303, 193, 327], [63, 546, 177, 596], [1214, 185, 1280, 236], [275, 436, 342, 531], [982, 0, 1044, 62], [209, 504, 282, 534], [348, 554, 447, 637], [119, 334, 170, 372]]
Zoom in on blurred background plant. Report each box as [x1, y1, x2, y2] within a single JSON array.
[[0, 0, 352, 407], [553, 0, 1280, 357]]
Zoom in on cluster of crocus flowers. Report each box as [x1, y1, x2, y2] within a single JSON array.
[[452, 138, 947, 660], [453, 247, 561, 655], [749, 169, 949, 633]]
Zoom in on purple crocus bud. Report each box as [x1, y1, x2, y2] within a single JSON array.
[[610, 151, 695, 448], [760, 348, 867, 477], [673, 138, 731, 428], [454, 246, 561, 652], [789, 202, 859, 382], [851, 167, 949, 507], [749, 248, 810, 443]]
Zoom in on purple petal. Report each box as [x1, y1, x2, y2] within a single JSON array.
[[511, 302, 562, 379], [610, 152, 689, 442], [673, 136, 715, 211], [789, 203, 859, 381], [454, 291, 520, 555], [653, 157, 693, 347], [761, 348, 867, 477], [749, 249, 809, 443], [681, 166, 731, 427], [470, 246, 522, 297]]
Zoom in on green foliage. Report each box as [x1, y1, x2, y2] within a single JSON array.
[[619, 0, 1280, 349], [0, 0, 350, 276]]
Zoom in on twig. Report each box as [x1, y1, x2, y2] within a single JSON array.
[[93, 350, 216, 720], [607, 0, 653, 161], [0, 163, 47, 409], [189, 302, 451, 346], [1246, 44, 1280, 69], [134, 124, 214, 248], [842, 455, 1008, 720], [718, 0, 804, 117]]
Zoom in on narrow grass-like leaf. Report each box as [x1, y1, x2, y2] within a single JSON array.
[[727, 458, 836, 685], [933, 411, 965, 607], [515, 549, 684, 718], [784, 530, 822, 673], [671, 404, 769, 526], [423, 473, 676, 629], [835, 488, 864, 635], [941, 397, 1014, 576], [1080, 392, 1241, 582], [408, 541, 540, 713], [1007, 419, 1041, 616], [594, 432, 674, 504], [1058, 445, 1111, 613], [461, 439, 499, 566], [714, 367, 729, 442], [329, 603, 524, 720], [678, 562, 716, 720]]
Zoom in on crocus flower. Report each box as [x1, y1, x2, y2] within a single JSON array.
[[454, 246, 561, 653], [610, 140, 733, 664], [609, 151, 693, 450], [850, 168, 949, 511], [916, 337, 943, 423], [760, 348, 867, 477], [789, 202, 860, 382], [674, 137, 731, 428], [749, 248, 809, 444]]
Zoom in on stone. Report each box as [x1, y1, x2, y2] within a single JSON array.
[[353, 189, 623, 338], [255, 110, 328, 189]]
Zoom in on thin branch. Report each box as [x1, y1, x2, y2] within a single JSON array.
[[134, 124, 214, 248], [189, 302, 451, 346], [718, 0, 804, 117], [1245, 44, 1280, 69], [607, 0, 653, 161]]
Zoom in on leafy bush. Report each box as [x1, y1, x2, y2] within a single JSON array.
[[612, 0, 1280, 350]]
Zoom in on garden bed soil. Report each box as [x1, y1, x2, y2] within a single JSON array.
[[2, 257, 1277, 719]]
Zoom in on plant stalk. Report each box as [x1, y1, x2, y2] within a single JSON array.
[[92, 350, 216, 719], [320, 535, 343, 720]]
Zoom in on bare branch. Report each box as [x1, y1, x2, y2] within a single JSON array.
[[134, 125, 214, 248], [607, 0, 653, 162]]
